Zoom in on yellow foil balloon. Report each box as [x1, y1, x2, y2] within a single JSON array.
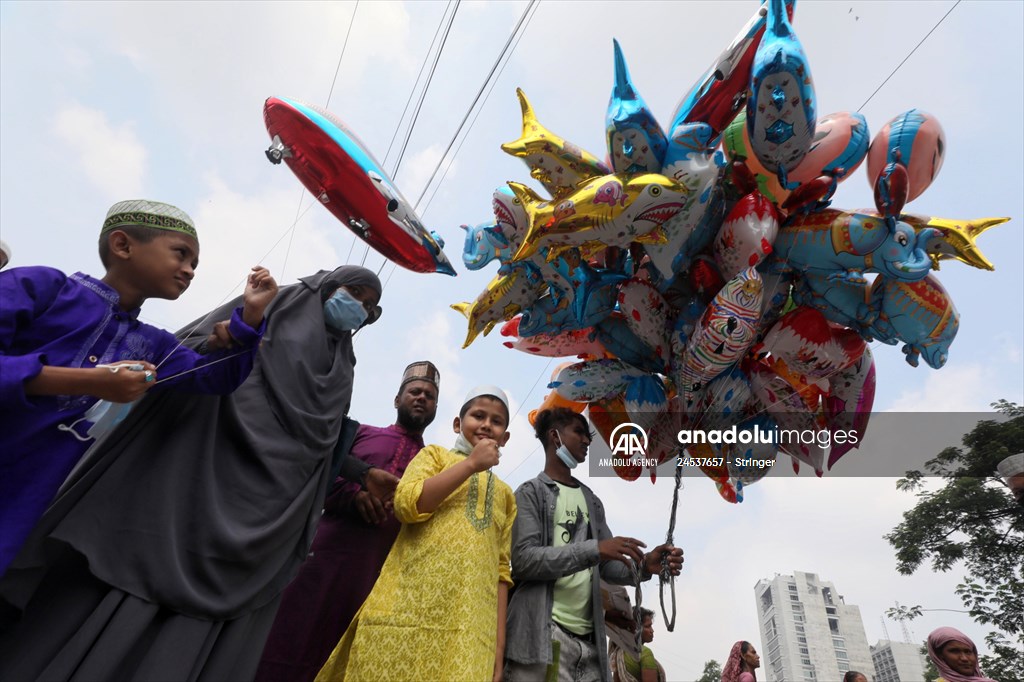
[[897, 214, 1009, 272], [451, 267, 545, 348], [509, 174, 687, 261], [501, 89, 610, 200]]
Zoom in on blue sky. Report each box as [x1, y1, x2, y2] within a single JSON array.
[[2, 1, 1022, 678]]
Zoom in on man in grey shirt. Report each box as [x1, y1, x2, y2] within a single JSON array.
[[504, 408, 684, 682]]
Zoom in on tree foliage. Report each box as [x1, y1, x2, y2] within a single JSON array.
[[885, 400, 1024, 682], [696, 658, 722, 682]]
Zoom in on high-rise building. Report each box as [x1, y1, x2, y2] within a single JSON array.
[[871, 639, 929, 682], [754, 571, 874, 682]]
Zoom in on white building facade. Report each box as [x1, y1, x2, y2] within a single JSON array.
[[754, 571, 874, 682], [871, 639, 929, 682]]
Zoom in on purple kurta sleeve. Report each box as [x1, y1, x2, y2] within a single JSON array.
[[149, 308, 266, 394], [0, 267, 66, 407]]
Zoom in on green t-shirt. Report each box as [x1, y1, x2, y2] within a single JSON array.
[[624, 646, 658, 677], [550, 481, 593, 635]]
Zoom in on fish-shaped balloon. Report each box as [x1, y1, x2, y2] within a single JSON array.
[[676, 267, 764, 405], [501, 89, 610, 199], [746, 0, 817, 183], [451, 267, 544, 348], [606, 39, 668, 174], [549, 359, 648, 403], [509, 175, 686, 261], [500, 316, 607, 358]]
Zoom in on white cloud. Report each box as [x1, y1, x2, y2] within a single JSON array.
[[884, 364, 1001, 412], [52, 102, 147, 201]]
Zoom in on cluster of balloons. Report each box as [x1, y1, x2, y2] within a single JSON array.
[[453, 0, 1008, 501]]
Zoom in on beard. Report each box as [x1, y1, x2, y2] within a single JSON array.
[[397, 405, 435, 433]]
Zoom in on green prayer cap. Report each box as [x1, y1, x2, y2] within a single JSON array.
[[102, 199, 197, 239]]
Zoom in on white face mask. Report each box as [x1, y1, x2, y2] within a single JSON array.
[[58, 399, 135, 442], [453, 432, 474, 455], [554, 431, 578, 470]]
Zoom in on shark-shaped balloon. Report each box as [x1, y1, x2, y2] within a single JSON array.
[[501, 89, 610, 200], [747, 0, 816, 185], [606, 39, 668, 175], [509, 175, 686, 261], [451, 267, 545, 348]]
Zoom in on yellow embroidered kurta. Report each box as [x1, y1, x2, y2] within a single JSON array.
[[315, 445, 516, 682]]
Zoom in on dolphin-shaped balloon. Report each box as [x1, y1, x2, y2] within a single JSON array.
[[606, 39, 668, 175]]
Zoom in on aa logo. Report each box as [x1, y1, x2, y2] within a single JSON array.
[[609, 423, 648, 458]]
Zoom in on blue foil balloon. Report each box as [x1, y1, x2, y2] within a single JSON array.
[[606, 39, 667, 175], [747, 0, 816, 185]]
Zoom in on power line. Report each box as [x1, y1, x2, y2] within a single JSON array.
[[857, 0, 960, 112]]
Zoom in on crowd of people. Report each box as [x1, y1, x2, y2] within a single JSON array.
[[0, 201, 1009, 682]]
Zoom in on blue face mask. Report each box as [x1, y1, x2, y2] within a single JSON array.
[[323, 287, 368, 332], [554, 431, 578, 470]]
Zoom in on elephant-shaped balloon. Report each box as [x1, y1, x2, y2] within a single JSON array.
[[869, 273, 960, 369], [774, 208, 941, 284]]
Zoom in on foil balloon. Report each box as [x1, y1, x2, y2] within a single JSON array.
[[595, 313, 667, 375], [872, 159, 909, 220], [895, 213, 1009, 272], [518, 278, 620, 337], [713, 191, 779, 280], [451, 267, 544, 348], [757, 307, 866, 386], [461, 220, 509, 270], [866, 109, 945, 203], [500, 316, 607, 358], [618, 278, 671, 371], [676, 267, 764, 405], [666, 0, 796, 164], [549, 359, 648, 403], [790, 111, 869, 185], [746, 0, 817, 184], [790, 272, 876, 338], [642, 163, 724, 278], [721, 111, 787, 203], [508, 175, 686, 261], [590, 396, 642, 481], [624, 374, 668, 439], [529, 362, 588, 426], [869, 273, 959, 369], [775, 209, 940, 283], [747, 358, 827, 474], [501, 89, 610, 199], [263, 96, 455, 276], [606, 39, 668, 174], [824, 345, 875, 469], [726, 415, 779, 488], [693, 364, 754, 432]]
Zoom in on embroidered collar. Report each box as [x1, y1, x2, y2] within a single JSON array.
[[70, 272, 142, 319]]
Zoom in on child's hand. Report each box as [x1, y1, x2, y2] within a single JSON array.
[[241, 266, 278, 328], [91, 361, 158, 402], [203, 320, 235, 351], [467, 438, 501, 472]]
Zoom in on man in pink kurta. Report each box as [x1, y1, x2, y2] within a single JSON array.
[[254, 362, 440, 682]]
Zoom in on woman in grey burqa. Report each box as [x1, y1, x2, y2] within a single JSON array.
[[0, 265, 382, 680]]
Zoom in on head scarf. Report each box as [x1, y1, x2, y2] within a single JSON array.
[[101, 199, 197, 239], [926, 627, 996, 682], [722, 641, 756, 682]]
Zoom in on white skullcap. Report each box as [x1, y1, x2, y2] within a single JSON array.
[[997, 453, 1024, 478], [462, 384, 510, 411]]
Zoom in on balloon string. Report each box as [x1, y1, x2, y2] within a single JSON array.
[[660, 466, 683, 632], [153, 202, 317, 370]]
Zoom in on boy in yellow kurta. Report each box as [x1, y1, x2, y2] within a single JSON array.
[[316, 385, 517, 682]]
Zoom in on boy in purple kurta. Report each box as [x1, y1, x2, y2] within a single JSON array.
[[0, 199, 278, 575], [255, 361, 441, 682]]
